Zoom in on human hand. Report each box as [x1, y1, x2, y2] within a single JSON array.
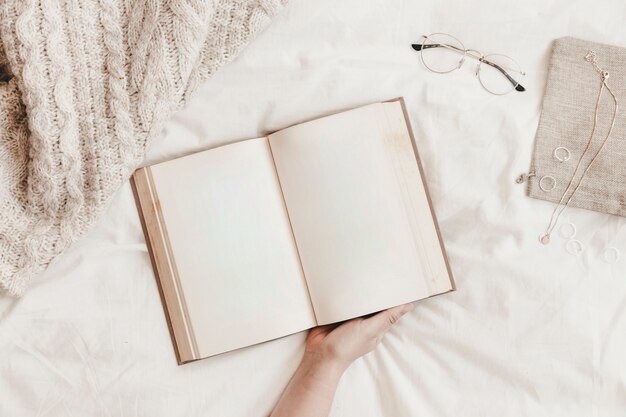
[[270, 303, 415, 417], [304, 302, 415, 372]]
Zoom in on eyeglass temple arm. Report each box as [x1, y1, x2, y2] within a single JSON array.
[[411, 43, 526, 92], [479, 58, 526, 92]]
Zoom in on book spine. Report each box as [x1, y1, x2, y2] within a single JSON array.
[[131, 167, 200, 364]]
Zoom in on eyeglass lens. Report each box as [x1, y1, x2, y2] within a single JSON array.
[[417, 33, 525, 95]]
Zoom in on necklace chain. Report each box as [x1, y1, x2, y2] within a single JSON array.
[[539, 51, 619, 245]]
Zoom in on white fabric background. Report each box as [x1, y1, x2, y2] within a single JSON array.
[[2, 0, 626, 416]]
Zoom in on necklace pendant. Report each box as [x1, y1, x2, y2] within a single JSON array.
[[539, 233, 551, 245]]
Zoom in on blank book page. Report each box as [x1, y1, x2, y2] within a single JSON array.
[[151, 138, 316, 358], [269, 102, 452, 325]]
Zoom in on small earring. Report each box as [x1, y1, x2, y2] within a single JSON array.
[[553, 147, 571, 163], [566, 239, 584, 256], [602, 247, 620, 264], [559, 222, 576, 239], [539, 175, 556, 192]]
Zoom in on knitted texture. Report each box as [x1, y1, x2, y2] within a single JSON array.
[[0, 0, 287, 297]]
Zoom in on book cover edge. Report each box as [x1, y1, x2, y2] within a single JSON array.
[[131, 168, 200, 365], [390, 96, 457, 292]]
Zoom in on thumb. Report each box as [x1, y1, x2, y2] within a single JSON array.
[[362, 302, 415, 336]]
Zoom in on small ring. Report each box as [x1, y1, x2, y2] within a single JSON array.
[[539, 175, 556, 192], [559, 222, 577, 239], [602, 247, 620, 264], [566, 239, 584, 256], [553, 147, 571, 163]]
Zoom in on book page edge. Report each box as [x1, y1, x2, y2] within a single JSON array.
[[131, 167, 200, 365], [389, 96, 457, 292]]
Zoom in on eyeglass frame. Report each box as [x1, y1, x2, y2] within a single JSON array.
[[411, 33, 526, 95]]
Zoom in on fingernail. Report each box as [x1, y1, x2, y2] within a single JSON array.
[[403, 303, 415, 313]]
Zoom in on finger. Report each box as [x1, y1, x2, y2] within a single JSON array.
[[316, 324, 338, 332], [307, 324, 337, 338], [362, 302, 415, 336]]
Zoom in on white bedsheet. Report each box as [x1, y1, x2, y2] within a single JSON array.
[[2, 0, 626, 415]]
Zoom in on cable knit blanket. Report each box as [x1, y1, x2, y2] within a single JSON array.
[[0, 0, 287, 297]]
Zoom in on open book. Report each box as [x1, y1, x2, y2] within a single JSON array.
[[132, 98, 455, 364]]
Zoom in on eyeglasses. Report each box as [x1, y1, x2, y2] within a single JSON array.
[[411, 33, 526, 95]]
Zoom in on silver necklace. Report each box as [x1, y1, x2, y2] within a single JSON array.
[[539, 50, 619, 245]]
